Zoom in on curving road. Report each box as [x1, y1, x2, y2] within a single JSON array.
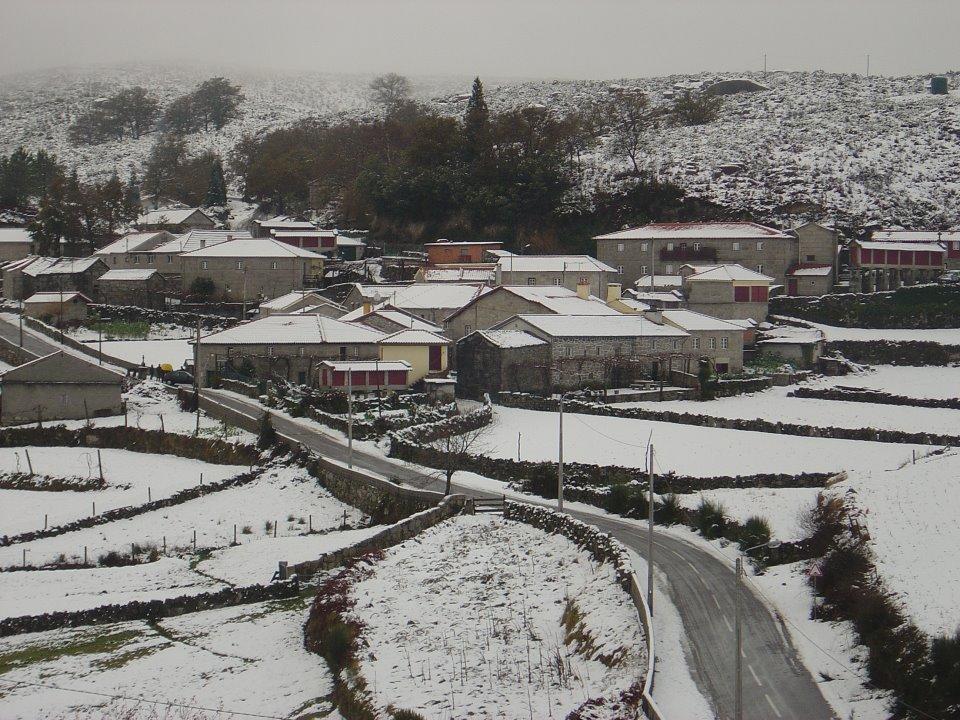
[[203, 389, 836, 720]]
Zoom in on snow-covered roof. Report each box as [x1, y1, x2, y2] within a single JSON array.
[[271, 230, 336, 238], [378, 328, 450, 345], [635, 275, 682, 288], [476, 329, 548, 348], [355, 308, 442, 332], [98, 269, 159, 281], [508, 314, 689, 339], [759, 326, 825, 345], [726, 318, 758, 330], [22, 256, 103, 277], [446, 285, 618, 322], [149, 230, 252, 255], [424, 240, 503, 247], [137, 208, 212, 226], [319, 360, 411, 372], [486, 249, 514, 258], [182, 238, 324, 259], [96, 231, 170, 256], [856, 241, 944, 253], [24, 291, 90, 304], [872, 229, 960, 244], [595, 221, 791, 241], [616, 298, 652, 311], [0, 228, 33, 244], [661, 309, 744, 332], [336, 236, 366, 247], [685, 264, 774, 283], [200, 314, 385, 346], [258, 290, 324, 310], [629, 290, 684, 303], [420, 267, 495, 282], [256, 216, 316, 231], [352, 283, 491, 310], [787, 264, 833, 277], [496, 255, 616, 274]]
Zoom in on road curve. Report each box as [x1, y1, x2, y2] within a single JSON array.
[[204, 389, 836, 720]]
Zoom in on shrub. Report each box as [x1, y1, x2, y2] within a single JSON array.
[[241, 525, 252, 534], [391, 710, 427, 720], [695, 497, 727, 539], [655, 493, 684, 525], [98, 550, 137, 567], [264, 520, 273, 533], [739, 515, 772, 551], [189, 276, 216, 300], [606, 483, 636, 516], [322, 621, 355, 675], [257, 411, 277, 449]]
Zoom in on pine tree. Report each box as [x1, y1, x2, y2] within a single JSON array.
[[205, 158, 227, 207], [463, 77, 491, 163], [123, 170, 141, 224], [29, 175, 68, 257], [99, 173, 126, 237]]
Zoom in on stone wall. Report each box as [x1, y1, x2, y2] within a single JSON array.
[[89, 303, 233, 331], [791, 386, 960, 410], [23, 316, 139, 370], [770, 284, 960, 328], [826, 339, 960, 366]]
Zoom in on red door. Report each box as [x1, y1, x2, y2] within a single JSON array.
[[428, 345, 442, 372], [787, 279, 798, 295]]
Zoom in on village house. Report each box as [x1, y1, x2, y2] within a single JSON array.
[[22, 291, 91, 324], [346, 305, 443, 335], [337, 283, 490, 325], [335, 235, 366, 261], [180, 237, 324, 302], [756, 326, 826, 369], [94, 269, 167, 309], [494, 254, 616, 297], [786, 222, 840, 295], [424, 240, 503, 265], [681, 263, 773, 322], [252, 215, 316, 238], [0, 228, 34, 262], [414, 265, 496, 284], [378, 328, 451, 382], [658, 309, 745, 373], [271, 229, 338, 253], [0, 351, 124, 425], [136, 208, 215, 233], [144, 230, 254, 278], [94, 231, 176, 269], [317, 360, 413, 392], [258, 290, 336, 317], [849, 238, 946, 291], [456, 329, 552, 397], [871, 229, 960, 270], [2, 256, 108, 301], [490, 313, 691, 389]]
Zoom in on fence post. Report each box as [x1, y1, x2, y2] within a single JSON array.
[[193, 530, 197, 552], [308, 514, 312, 533], [278, 561, 288, 581], [84, 546, 88, 565], [24, 448, 33, 475], [44, 513, 47, 530], [97, 449, 104, 482], [233, 524, 237, 545], [273, 520, 277, 538]]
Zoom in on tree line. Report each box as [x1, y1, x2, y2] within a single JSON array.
[[68, 77, 243, 146]]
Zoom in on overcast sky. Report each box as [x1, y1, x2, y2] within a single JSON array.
[[1, 0, 957, 80]]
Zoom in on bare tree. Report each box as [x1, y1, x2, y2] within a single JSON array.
[[604, 90, 664, 176], [369, 73, 412, 108], [426, 425, 488, 495]]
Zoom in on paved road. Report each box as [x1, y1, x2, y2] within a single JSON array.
[[0, 315, 61, 360], [204, 389, 835, 720]]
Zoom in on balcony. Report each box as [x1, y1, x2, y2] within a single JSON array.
[[659, 246, 718, 262]]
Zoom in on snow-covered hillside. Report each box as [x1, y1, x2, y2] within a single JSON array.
[[3, 65, 960, 228]]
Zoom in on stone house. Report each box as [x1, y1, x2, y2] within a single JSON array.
[[136, 208, 215, 233], [595, 221, 795, 288], [335, 235, 366, 261], [196, 314, 385, 387], [0, 228, 34, 262], [456, 330, 551, 397], [788, 222, 839, 295], [94, 269, 167, 308], [252, 215, 316, 238], [0, 351, 123, 425], [378, 328, 450, 382], [180, 238, 324, 302], [424, 240, 503, 265], [756, 327, 825, 369], [492, 314, 691, 389], [338, 283, 491, 325], [3, 256, 108, 301], [414, 265, 496, 284], [140, 230, 253, 279], [94, 231, 176, 269], [258, 291, 335, 317], [494, 255, 616, 297], [347, 306, 443, 335], [681, 264, 773, 322], [659, 309, 745, 373], [23, 291, 91, 324], [271, 229, 338, 253]]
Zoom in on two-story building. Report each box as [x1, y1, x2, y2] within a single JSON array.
[[494, 255, 616, 297], [2, 256, 109, 301], [136, 208, 215, 233], [94, 231, 176, 269], [0, 228, 35, 263], [659, 309, 745, 373], [870, 229, 960, 269], [849, 238, 946, 291], [681, 264, 773, 322], [424, 240, 503, 265]]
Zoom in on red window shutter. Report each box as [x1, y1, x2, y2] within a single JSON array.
[[387, 370, 406, 385], [750, 285, 768, 302], [915, 251, 929, 266], [303, 237, 319, 248], [352, 371, 367, 386], [873, 249, 886, 264], [902, 251, 914, 266], [886, 250, 899, 265], [369, 371, 385, 386], [860, 248, 872, 264], [734, 286, 751, 302], [332, 371, 345, 387]]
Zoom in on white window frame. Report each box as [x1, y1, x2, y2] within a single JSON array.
[[552, 278, 561, 286], [757, 264, 764, 274], [692, 336, 700, 349], [236, 260, 244, 270], [617, 243, 625, 252], [147, 254, 154, 264], [201, 261, 209, 270], [527, 277, 536, 286], [271, 261, 279, 270], [665, 264, 673, 273], [640, 242, 648, 252], [666, 242, 674, 251], [709, 337, 717, 350], [721, 336, 729, 349], [756, 241, 764, 251], [693, 242, 701, 251], [167, 255, 173, 263], [617, 265, 624, 275], [132, 255, 140, 264], [732, 242, 741, 251]]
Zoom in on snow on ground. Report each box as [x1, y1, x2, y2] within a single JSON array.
[[350, 514, 646, 719], [620, 382, 960, 435], [0, 557, 223, 619], [67, 324, 191, 343], [0, 465, 367, 570], [779, 318, 960, 345], [0, 596, 332, 720], [673, 487, 821, 541], [831, 448, 960, 637], [97, 338, 193, 368], [810, 364, 960, 400], [489, 405, 929, 476], [0, 447, 247, 536]]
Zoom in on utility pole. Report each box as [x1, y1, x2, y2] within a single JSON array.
[[194, 318, 201, 436], [647, 442, 655, 615], [18, 307, 23, 348], [347, 367, 353, 468], [557, 393, 564, 513], [866, 54, 871, 78], [517, 432, 521, 462], [241, 268, 248, 319], [763, 53, 767, 76], [97, 314, 102, 364], [735, 556, 744, 720]]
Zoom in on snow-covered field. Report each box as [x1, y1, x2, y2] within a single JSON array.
[[0, 596, 332, 720], [779, 318, 960, 345], [673, 487, 820, 541], [349, 514, 646, 719], [811, 364, 960, 399], [96, 338, 193, 368], [831, 449, 960, 637], [0, 465, 368, 569], [489, 405, 929, 476], [621, 379, 960, 435], [0, 447, 247, 536]]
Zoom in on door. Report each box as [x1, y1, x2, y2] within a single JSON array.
[[787, 278, 798, 295], [428, 345, 442, 372]]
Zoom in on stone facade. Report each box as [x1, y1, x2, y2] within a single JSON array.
[[495, 264, 611, 297], [95, 272, 167, 309], [455, 332, 552, 397], [795, 223, 839, 269], [181, 254, 321, 302], [684, 280, 769, 322]]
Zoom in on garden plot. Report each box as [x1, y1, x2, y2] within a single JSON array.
[[829, 449, 960, 637], [0, 447, 247, 536], [97, 338, 193, 368], [347, 514, 645, 719], [0, 596, 332, 720], [488, 406, 929, 477], [0, 465, 368, 569], [776, 319, 960, 345], [620, 383, 960, 435], [673, 487, 821, 541], [0, 557, 224, 620], [810, 364, 960, 400]]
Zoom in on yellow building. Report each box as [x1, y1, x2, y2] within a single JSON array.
[[378, 329, 450, 382]]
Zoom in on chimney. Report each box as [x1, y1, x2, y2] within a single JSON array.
[[606, 283, 621, 303], [576, 280, 589, 299], [362, 300, 372, 315], [199, 237, 206, 249], [227, 234, 233, 242], [643, 309, 663, 324]]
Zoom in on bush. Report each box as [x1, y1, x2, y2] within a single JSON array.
[[606, 482, 636, 516], [695, 497, 727, 540], [189, 276, 216, 300], [257, 411, 277, 449], [739, 515, 772, 551], [322, 621, 355, 675], [655, 493, 684, 525], [390, 710, 427, 720]]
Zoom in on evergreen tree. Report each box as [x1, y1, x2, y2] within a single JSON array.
[[29, 175, 68, 256], [123, 170, 142, 223], [463, 77, 491, 163], [205, 158, 227, 207], [65, 169, 91, 255], [99, 173, 126, 236]]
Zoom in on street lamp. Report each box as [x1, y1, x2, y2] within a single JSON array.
[[735, 538, 782, 720]]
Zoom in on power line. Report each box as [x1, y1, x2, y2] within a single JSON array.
[[0, 678, 291, 720], [567, 413, 649, 449]]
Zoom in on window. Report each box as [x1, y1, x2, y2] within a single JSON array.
[[617, 243, 625, 252], [806, 254, 816, 262], [709, 337, 717, 350], [673, 339, 679, 349], [734, 286, 751, 302], [666, 242, 674, 251], [112, 257, 117, 264], [354, 347, 360, 357], [147, 254, 154, 264], [236, 261, 244, 270], [201, 261, 209, 270], [954, 242, 960, 250], [757, 264, 763, 274], [271, 261, 278, 270], [527, 277, 536, 285], [565, 347, 572, 357], [596, 346, 602, 356], [693, 242, 701, 251], [692, 337, 700, 349], [132, 255, 139, 264], [464, 324, 472, 335], [640, 242, 648, 252], [665, 264, 673, 273], [298, 371, 306, 384], [617, 265, 624, 275], [298, 347, 305, 357], [732, 242, 740, 251], [640, 265, 647, 275], [750, 285, 768, 302], [651, 339, 657, 349], [721, 336, 729, 349], [553, 278, 561, 286], [167, 255, 173, 263], [756, 241, 764, 251], [267, 346, 274, 356]]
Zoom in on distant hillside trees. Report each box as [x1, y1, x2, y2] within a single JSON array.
[[369, 73, 412, 108], [603, 90, 666, 177], [0, 148, 62, 207], [143, 134, 228, 207], [68, 87, 159, 144], [671, 91, 722, 126], [161, 77, 244, 134]]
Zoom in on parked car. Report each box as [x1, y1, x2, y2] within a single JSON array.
[[163, 369, 194, 386], [937, 270, 960, 285]]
